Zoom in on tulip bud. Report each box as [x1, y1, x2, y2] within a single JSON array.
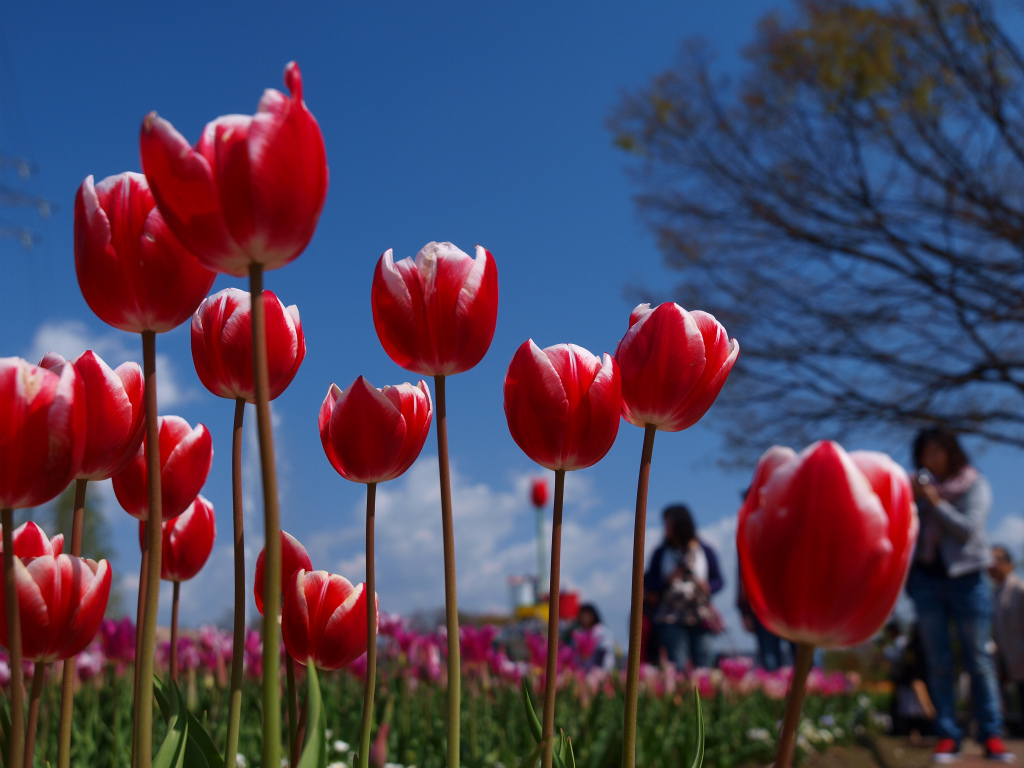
[[737, 441, 918, 647], [140, 62, 328, 277], [75, 173, 215, 334], [192, 288, 305, 402], [138, 495, 216, 582], [254, 531, 313, 616], [531, 478, 549, 508], [504, 341, 621, 471], [372, 242, 499, 376], [616, 302, 739, 432], [319, 377, 432, 484]]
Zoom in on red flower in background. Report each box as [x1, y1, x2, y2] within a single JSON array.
[[281, 569, 376, 671], [736, 441, 918, 648], [112, 415, 213, 521], [371, 242, 498, 376], [74, 173, 215, 334], [319, 377, 432, 484], [191, 288, 305, 402], [0, 553, 112, 662], [138, 495, 216, 582], [0, 357, 85, 510], [503, 341, 621, 471], [254, 531, 313, 616], [615, 302, 739, 432], [140, 62, 328, 277], [531, 478, 549, 508], [40, 351, 145, 481]]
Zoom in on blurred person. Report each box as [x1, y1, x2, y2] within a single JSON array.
[[990, 545, 1024, 735], [737, 560, 794, 671], [644, 504, 723, 670], [573, 603, 616, 671], [905, 427, 1013, 763]]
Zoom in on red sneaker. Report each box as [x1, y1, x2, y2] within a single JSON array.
[[985, 737, 1016, 763], [932, 738, 962, 764]]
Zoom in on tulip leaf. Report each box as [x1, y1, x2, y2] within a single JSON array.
[[153, 676, 188, 768], [184, 710, 226, 768], [688, 686, 705, 768], [0, 698, 10, 767], [516, 741, 542, 768], [297, 664, 327, 768], [520, 678, 543, 744]]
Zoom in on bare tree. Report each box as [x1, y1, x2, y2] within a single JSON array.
[[611, 0, 1024, 460]]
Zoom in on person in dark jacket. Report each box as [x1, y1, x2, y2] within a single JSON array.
[[644, 504, 723, 669]]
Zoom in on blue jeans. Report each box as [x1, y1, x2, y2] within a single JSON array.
[[907, 568, 1003, 742], [754, 616, 795, 671], [656, 623, 712, 669]]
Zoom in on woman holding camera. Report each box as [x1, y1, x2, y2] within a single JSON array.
[[907, 427, 1012, 763]]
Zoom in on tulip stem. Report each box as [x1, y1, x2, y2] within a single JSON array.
[[2, 507, 25, 768], [136, 329, 164, 768], [535, 506, 547, 595], [250, 262, 283, 768], [24, 662, 46, 768], [622, 423, 657, 768], [433, 374, 461, 768], [56, 478, 88, 768], [224, 397, 246, 767], [131, 533, 149, 768], [170, 581, 180, 684], [358, 482, 378, 768], [540, 470, 565, 768], [286, 654, 298, 761], [774, 643, 815, 768]]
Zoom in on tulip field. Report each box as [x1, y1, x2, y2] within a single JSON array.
[[2, 616, 885, 768]]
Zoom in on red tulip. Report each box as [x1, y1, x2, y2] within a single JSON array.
[[191, 288, 305, 402], [75, 172, 216, 334], [138, 494, 216, 582], [531, 478, 549, 508], [0, 522, 63, 559], [371, 242, 499, 376], [281, 569, 376, 671], [0, 357, 85, 510], [0, 554, 112, 662], [319, 377, 432, 484], [40, 351, 145, 481], [736, 441, 918, 648], [254, 530, 313, 616], [140, 62, 328, 277], [615, 303, 739, 432], [503, 341, 621, 471], [112, 415, 213, 521]]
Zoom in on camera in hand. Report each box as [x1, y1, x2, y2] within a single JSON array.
[[916, 468, 934, 486]]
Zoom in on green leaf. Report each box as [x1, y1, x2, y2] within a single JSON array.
[[297, 665, 327, 768], [519, 679, 542, 744], [0, 698, 10, 768], [688, 686, 705, 768], [566, 736, 576, 768], [152, 676, 188, 768], [184, 710, 225, 768]]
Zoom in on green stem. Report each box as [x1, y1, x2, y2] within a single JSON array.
[[224, 397, 246, 766], [358, 482, 378, 768], [540, 470, 565, 768], [23, 662, 46, 768], [131, 531, 149, 768], [433, 374, 461, 768], [135, 329, 164, 768], [2, 507, 24, 768], [170, 581, 180, 684], [57, 478, 88, 768], [622, 424, 657, 768], [286, 654, 298, 761], [250, 263, 283, 768], [774, 643, 815, 768]]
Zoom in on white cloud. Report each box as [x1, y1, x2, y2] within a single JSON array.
[[25, 319, 192, 408], [992, 514, 1024, 554]]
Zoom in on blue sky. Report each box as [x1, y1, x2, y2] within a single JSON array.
[[1, 4, 1022, 649]]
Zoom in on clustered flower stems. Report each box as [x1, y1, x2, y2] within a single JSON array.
[[433, 374, 461, 768], [135, 329, 164, 768], [358, 482, 378, 768], [170, 581, 181, 682], [286, 654, 299, 758], [224, 396, 246, 767], [622, 423, 657, 768], [249, 262, 284, 768], [773, 643, 816, 768], [2, 507, 25, 768], [25, 662, 47, 767], [540, 469, 566, 768], [56, 477, 89, 768]]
